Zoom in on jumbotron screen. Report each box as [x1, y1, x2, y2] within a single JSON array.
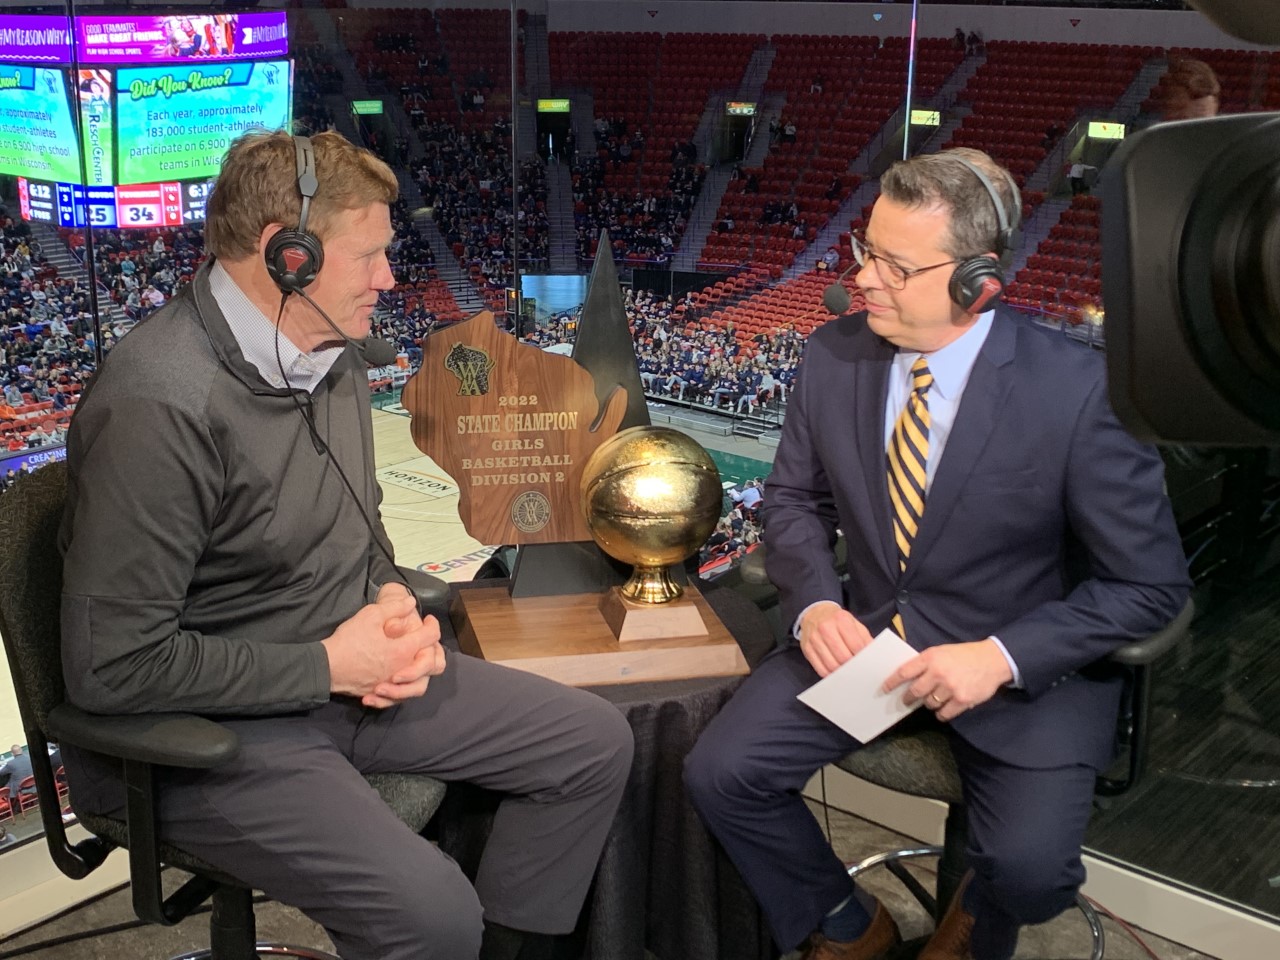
[[116, 59, 292, 184], [0, 66, 80, 183], [0, 12, 293, 229]]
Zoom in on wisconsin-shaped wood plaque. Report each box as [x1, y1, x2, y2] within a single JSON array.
[[403, 311, 627, 545]]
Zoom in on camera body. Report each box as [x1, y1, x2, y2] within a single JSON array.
[[1103, 112, 1280, 445]]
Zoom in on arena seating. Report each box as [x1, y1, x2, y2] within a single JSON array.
[[946, 40, 1150, 180], [702, 35, 964, 273], [1004, 194, 1103, 323]]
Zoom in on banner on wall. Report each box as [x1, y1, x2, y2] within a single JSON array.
[[75, 12, 288, 64], [0, 444, 66, 479], [0, 16, 73, 64]]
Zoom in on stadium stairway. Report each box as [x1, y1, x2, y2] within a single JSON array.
[[413, 209, 487, 317], [689, 40, 775, 162], [730, 401, 785, 441], [1005, 195, 1071, 278], [895, 51, 986, 162], [524, 13, 551, 97], [784, 177, 878, 283], [736, 42, 778, 112], [546, 163, 577, 272], [1027, 55, 1167, 197], [32, 222, 132, 331], [302, 5, 380, 144], [569, 89, 599, 155], [672, 164, 738, 272], [673, 95, 781, 272]]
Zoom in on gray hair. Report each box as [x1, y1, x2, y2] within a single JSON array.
[[878, 148, 1021, 261]]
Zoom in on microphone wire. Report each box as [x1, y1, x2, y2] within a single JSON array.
[[272, 294, 412, 597]]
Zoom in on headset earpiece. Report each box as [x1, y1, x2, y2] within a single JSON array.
[[946, 156, 1023, 312], [949, 257, 1006, 313], [264, 135, 323, 294]]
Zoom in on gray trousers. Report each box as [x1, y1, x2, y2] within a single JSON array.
[[64, 653, 635, 960]]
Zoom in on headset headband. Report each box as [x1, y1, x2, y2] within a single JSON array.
[[294, 135, 318, 235], [950, 154, 1022, 270]]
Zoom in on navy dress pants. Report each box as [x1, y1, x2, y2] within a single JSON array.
[[684, 646, 1097, 958]]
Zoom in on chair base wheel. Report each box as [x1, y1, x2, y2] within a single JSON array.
[[170, 943, 342, 960]]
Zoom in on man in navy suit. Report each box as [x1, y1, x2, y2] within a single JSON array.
[[684, 149, 1190, 960]]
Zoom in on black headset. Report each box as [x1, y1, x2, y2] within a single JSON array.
[[263, 135, 324, 294], [946, 155, 1023, 313]]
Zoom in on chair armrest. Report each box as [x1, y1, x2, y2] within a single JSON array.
[[398, 564, 450, 609], [1107, 599, 1194, 667], [739, 546, 770, 585], [736, 540, 848, 588], [47, 704, 240, 769]]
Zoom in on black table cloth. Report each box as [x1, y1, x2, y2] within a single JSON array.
[[433, 580, 779, 960]]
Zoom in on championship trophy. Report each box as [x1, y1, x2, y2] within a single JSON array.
[[399, 246, 747, 685], [581, 425, 722, 640]]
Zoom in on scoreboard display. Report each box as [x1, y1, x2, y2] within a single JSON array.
[[1, 11, 291, 229], [19, 176, 212, 228]]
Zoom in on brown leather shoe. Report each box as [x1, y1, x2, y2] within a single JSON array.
[[919, 871, 976, 960], [801, 900, 901, 960]]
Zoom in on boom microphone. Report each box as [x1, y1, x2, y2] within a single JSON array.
[[356, 336, 399, 366], [294, 287, 399, 365], [822, 260, 860, 316]]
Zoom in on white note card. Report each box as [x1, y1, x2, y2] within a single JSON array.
[[796, 629, 923, 743]]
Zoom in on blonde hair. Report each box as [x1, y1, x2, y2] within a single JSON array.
[[204, 129, 398, 260]]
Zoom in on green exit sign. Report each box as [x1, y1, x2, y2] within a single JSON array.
[[351, 100, 384, 116]]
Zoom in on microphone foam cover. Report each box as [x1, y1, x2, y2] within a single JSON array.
[[823, 283, 852, 316], [358, 337, 399, 366]]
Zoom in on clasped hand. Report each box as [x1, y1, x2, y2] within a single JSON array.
[[322, 584, 447, 708]]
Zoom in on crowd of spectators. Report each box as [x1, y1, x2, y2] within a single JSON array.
[[522, 285, 803, 418], [571, 140, 705, 263], [371, 199, 448, 370], [293, 44, 340, 135], [1, 207, 97, 459], [74, 226, 204, 328], [699, 480, 765, 577], [413, 118, 550, 297]]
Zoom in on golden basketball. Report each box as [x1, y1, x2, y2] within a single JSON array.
[[580, 425, 722, 603]]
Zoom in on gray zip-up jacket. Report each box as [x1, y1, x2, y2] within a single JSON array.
[[60, 262, 397, 716]]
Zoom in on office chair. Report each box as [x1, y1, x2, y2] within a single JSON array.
[[0, 462, 448, 960], [739, 545, 1192, 959]]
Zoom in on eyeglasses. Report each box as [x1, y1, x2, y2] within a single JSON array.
[[851, 232, 959, 290]]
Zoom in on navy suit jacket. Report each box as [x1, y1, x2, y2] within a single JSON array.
[[765, 309, 1191, 770]]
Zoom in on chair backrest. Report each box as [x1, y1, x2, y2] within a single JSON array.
[[0, 462, 115, 876], [0, 461, 69, 739]]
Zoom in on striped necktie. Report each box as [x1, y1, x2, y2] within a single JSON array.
[[887, 357, 933, 637]]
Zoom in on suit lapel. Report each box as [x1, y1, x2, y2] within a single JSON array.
[[905, 312, 1018, 578], [853, 336, 897, 578]]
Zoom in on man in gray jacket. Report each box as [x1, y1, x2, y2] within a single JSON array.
[[59, 130, 633, 960]]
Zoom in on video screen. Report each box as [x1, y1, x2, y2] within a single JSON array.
[[75, 13, 288, 65], [0, 66, 80, 183], [115, 59, 292, 184]]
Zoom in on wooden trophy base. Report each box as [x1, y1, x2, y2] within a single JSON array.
[[451, 584, 748, 687], [599, 586, 708, 642]]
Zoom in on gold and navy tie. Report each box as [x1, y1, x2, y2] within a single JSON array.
[[887, 357, 932, 637]]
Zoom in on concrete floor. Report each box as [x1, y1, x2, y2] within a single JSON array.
[[0, 799, 1216, 960]]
